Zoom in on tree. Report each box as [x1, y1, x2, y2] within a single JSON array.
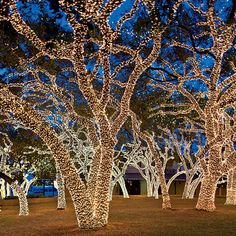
[[0, 0, 184, 228], [164, 129, 202, 199], [148, 0, 236, 211], [0, 88, 94, 227], [0, 132, 29, 216]]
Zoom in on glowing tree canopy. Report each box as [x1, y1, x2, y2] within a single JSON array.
[[0, 0, 235, 230], [0, 0, 187, 228], [148, 0, 236, 211]]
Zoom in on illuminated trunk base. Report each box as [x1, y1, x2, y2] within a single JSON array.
[[225, 168, 236, 205], [182, 180, 189, 199], [196, 176, 218, 212], [225, 189, 236, 205], [56, 169, 66, 210], [11, 183, 29, 216], [162, 194, 171, 209]]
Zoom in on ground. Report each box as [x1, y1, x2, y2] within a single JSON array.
[[1, 195, 236, 236]]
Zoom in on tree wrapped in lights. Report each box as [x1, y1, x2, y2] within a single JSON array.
[[126, 134, 175, 199], [129, 111, 171, 207], [0, 0, 185, 228], [22, 145, 67, 210], [225, 168, 236, 205], [159, 128, 203, 199], [110, 134, 168, 200], [0, 88, 95, 227], [109, 145, 132, 200], [127, 139, 160, 198], [0, 132, 29, 216], [148, 1, 236, 211], [3, 150, 37, 198], [54, 163, 67, 210]]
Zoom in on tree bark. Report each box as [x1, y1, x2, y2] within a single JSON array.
[[109, 181, 115, 201], [146, 178, 153, 197], [153, 181, 160, 199], [0, 179, 6, 199]]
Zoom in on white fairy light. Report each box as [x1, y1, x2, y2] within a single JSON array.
[[0, 0, 185, 228], [148, 1, 236, 212]]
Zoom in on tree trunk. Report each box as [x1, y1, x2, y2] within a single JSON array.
[[130, 110, 171, 208], [225, 168, 236, 205], [0, 172, 29, 216], [157, 167, 171, 208], [147, 141, 171, 208], [0, 179, 6, 199], [118, 177, 129, 198], [109, 181, 114, 201], [87, 148, 102, 204], [153, 181, 160, 199], [11, 182, 29, 216], [146, 178, 153, 197], [196, 175, 218, 211], [56, 166, 67, 210], [167, 171, 186, 194], [188, 177, 201, 199], [182, 176, 190, 199], [6, 182, 11, 196], [92, 145, 114, 227]]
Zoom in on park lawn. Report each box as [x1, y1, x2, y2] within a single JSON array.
[[1, 195, 236, 236]]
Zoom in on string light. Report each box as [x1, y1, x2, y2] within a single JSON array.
[[149, 1, 236, 211], [0, 0, 186, 228], [0, 132, 29, 216]]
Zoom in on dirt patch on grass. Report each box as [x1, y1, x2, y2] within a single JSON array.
[[1, 196, 236, 236]]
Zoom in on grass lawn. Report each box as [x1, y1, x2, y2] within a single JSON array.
[[1, 195, 236, 236]]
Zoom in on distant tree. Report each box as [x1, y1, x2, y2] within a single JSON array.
[[0, 132, 29, 216], [148, 0, 236, 211]]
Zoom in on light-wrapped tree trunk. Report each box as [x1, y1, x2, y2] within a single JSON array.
[[10, 182, 29, 216], [56, 166, 67, 210], [118, 177, 129, 199], [225, 168, 236, 205], [6, 182, 11, 196], [182, 177, 190, 199], [0, 179, 5, 199], [0, 172, 29, 216], [182, 170, 202, 199], [153, 181, 160, 199], [130, 112, 171, 209], [167, 171, 186, 193], [187, 176, 202, 199], [91, 136, 115, 227], [196, 175, 218, 211], [109, 176, 129, 201]]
